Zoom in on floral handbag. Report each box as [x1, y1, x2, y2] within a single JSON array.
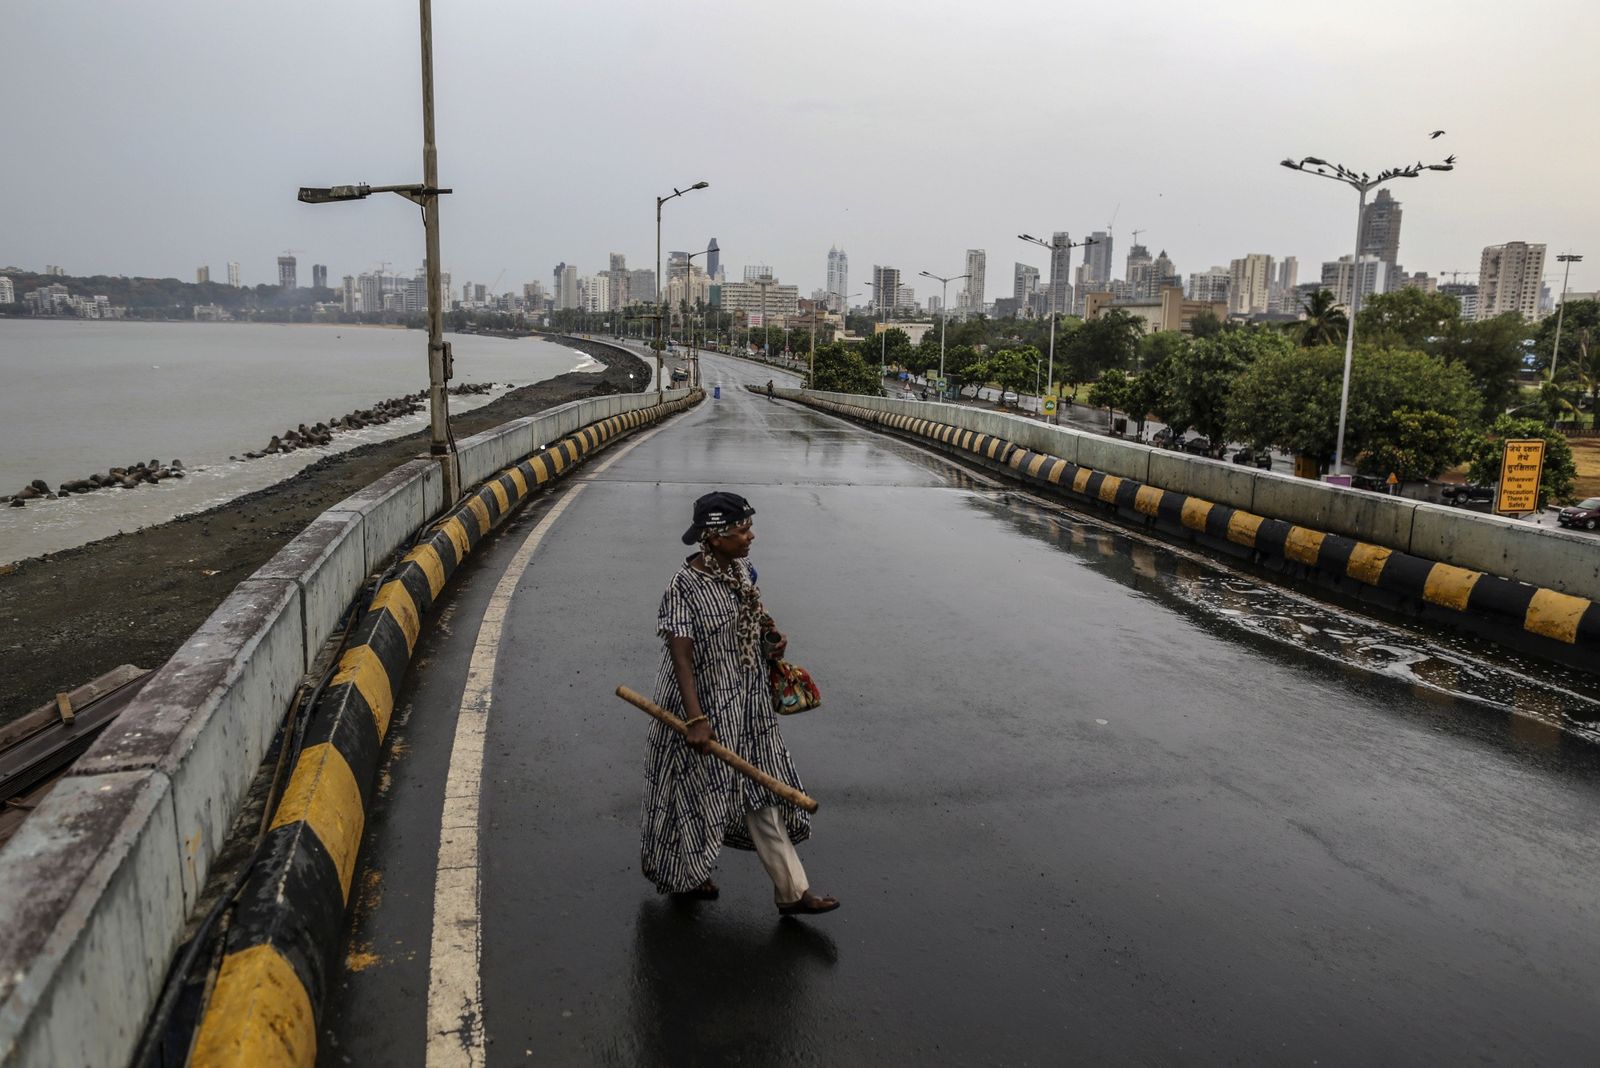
[[769, 658, 822, 715]]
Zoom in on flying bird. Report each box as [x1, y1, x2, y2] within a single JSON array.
[[1445, 154, 1456, 164], [1429, 130, 1446, 138]]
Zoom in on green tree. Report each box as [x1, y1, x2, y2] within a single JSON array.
[[1062, 309, 1142, 392], [1532, 298, 1600, 381], [1229, 345, 1480, 471], [873, 327, 914, 370], [977, 346, 1042, 405], [1356, 288, 1460, 349], [1163, 328, 1291, 452], [1293, 289, 1348, 347], [1137, 330, 1191, 372], [1433, 312, 1529, 420], [1356, 409, 1471, 485], [1188, 310, 1226, 339], [807, 341, 884, 395], [1465, 416, 1578, 507], [1087, 368, 1130, 418]]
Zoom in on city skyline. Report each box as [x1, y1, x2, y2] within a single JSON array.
[[5, 2, 1599, 299]]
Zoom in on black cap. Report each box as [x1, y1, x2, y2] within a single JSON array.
[[681, 491, 755, 545]]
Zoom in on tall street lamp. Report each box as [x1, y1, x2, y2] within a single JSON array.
[[919, 270, 969, 391], [657, 181, 709, 398], [298, 0, 458, 501], [1280, 145, 1455, 474], [861, 279, 893, 374], [1550, 252, 1584, 384], [1018, 233, 1097, 423], [681, 247, 715, 389]]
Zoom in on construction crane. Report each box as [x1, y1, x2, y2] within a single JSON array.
[[280, 248, 305, 256], [1130, 228, 1146, 247], [489, 268, 506, 295], [1440, 270, 1476, 284]]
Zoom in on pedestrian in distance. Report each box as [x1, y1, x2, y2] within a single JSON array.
[[766, 379, 774, 399], [639, 491, 839, 916]]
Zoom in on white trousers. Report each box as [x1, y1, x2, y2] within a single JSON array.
[[745, 807, 808, 904]]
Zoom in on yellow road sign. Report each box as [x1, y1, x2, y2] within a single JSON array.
[[1496, 438, 1545, 513], [1042, 397, 1058, 415]]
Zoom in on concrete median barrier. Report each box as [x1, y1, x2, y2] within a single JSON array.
[[785, 388, 1600, 666], [0, 388, 701, 1068]]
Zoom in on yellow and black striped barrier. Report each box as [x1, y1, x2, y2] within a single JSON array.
[[187, 391, 701, 1066], [795, 393, 1600, 653]]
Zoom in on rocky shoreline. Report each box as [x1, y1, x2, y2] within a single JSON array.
[[0, 337, 648, 725]]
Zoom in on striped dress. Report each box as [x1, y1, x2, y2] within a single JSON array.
[[640, 556, 811, 893]]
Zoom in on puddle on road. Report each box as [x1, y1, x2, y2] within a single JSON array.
[[979, 492, 1600, 742]]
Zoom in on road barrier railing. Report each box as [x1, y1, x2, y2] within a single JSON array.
[[0, 388, 700, 1068], [779, 388, 1600, 665]]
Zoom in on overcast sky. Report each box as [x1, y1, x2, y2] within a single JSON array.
[[6, 0, 1598, 300]]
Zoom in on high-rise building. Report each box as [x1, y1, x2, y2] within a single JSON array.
[[1013, 262, 1040, 312], [579, 275, 610, 312], [1359, 189, 1403, 269], [553, 263, 579, 310], [1125, 244, 1152, 297], [359, 272, 382, 315], [1320, 255, 1388, 310], [312, 264, 328, 289], [1149, 250, 1179, 298], [1477, 241, 1546, 320], [706, 239, 720, 282], [629, 269, 657, 305], [826, 246, 849, 314], [897, 284, 915, 310], [928, 295, 942, 315], [608, 253, 628, 309], [1188, 266, 1231, 306], [1084, 231, 1113, 286], [1440, 282, 1479, 319], [959, 249, 986, 315], [1047, 233, 1072, 317], [1228, 254, 1274, 315], [0, 278, 14, 304], [196, 266, 211, 284], [872, 266, 902, 314], [341, 275, 356, 312], [1276, 256, 1298, 291], [227, 261, 241, 288], [277, 255, 298, 289]]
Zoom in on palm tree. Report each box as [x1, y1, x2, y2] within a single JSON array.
[[1295, 288, 1348, 347]]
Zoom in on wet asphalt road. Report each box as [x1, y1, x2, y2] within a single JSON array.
[[321, 352, 1600, 1065]]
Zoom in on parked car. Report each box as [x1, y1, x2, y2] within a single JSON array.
[[1558, 496, 1600, 530], [670, 367, 689, 382], [1150, 427, 1179, 449], [1000, 390, 1020, 406], [1441, 483, 1496, 506], [1231, 447, 1272, 469], [1181, 435, 1212, 456]]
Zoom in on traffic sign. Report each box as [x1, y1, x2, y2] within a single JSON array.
[[1042, 397, 1058, 415], [1496, 439, 1545, 513]]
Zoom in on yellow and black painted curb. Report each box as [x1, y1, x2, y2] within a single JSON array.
[[187, 391, 702, 1067], [796, 392, 1600, 653]]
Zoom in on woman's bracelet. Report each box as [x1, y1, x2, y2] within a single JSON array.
[[683, 715, 709, 728]]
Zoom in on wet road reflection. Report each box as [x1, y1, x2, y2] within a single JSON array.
[[980, 491, 1600, 751]]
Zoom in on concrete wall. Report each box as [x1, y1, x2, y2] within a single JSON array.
[[0, 386, 693, 1068], [801, 389, 1599, 604]]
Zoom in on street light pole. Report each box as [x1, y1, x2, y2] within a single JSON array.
[[1551, 253, 1584, 383], [656, 181, 709, 399], [1019, 233, 1097, 423], [1280, 146, 1455, 474], [919, 270, 969, 390], [296, 0, 460, 502], [682, 247, 714, 390]]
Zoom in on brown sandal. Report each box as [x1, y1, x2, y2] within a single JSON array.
[[672, 879, 719, 900], [777, 891, 839, 916]]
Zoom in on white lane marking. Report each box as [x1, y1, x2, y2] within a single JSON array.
[[425, 424, 671, 1066]]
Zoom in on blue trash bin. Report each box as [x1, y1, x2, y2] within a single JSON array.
[[713, 386, 721, 398]]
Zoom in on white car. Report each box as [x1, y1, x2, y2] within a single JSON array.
[[1001, 390, 1019, 405]]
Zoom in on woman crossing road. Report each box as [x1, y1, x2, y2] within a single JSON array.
[[639, 491, 839, 915]]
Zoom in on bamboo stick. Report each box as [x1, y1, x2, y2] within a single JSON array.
[[615, 685, 820, 814]]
